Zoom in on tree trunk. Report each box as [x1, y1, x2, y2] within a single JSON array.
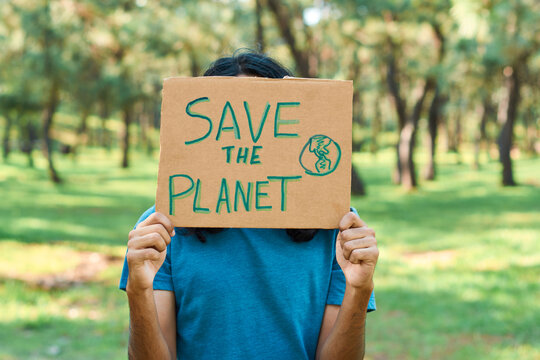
[[345, 44, 367, 192], [370, 98, 381, 155], [39, 2, 62, 183], [422, 23, 446, 180], [398, 122, 418, 190], [42, 88, 62, 184], [385, 52, 406, 129], [100, 117, 110, 150], [387, 45, 433, 189], [2, 115, 12, 161], [98, 99, 110, 150], [74, 108, 89, 155], [473, 97, 493, 170], [266, 0, 311, 77], [524, 106, 537, 154], [392, 143, 402, 185], [447, 112, 456, 152], [255, 0, 265, 52], [385, 48, 407, 185], [424, 89, 445, 180], [351, 164, 366, 196], [121, 104, 132, 168], [348, 48, 364, 155], [21, 119, 37, 168], [440, 114, 449, 153], [498, 65, 521, 186], [145, 113, 154, 156], [190, 54, 200, 78], [352, 88, 364, 152], [138, 102, 154, 156], [473, 107, 483, 170], [455, 109, 462, 164], [41, 83, 62, 183], [447, 105, 462, 164], [399, 79, 433, 189]]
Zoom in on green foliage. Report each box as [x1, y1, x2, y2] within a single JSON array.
[[0, 148, 538, 358], [0, 0, 538, 179], [0, 0, 538, 356]]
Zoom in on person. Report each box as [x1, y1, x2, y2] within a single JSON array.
[[119, 50, 379, 360]]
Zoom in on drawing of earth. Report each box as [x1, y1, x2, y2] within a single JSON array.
[[299, 135, 341, 176]]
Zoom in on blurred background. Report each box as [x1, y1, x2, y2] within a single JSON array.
[[0, 0, 538, 359]]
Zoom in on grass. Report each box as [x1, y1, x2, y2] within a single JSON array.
[[0, 146, 538, 359]]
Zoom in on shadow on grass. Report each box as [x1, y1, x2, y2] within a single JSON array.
[[353, 179, 539, 249], [0, 315, 127, 360], [0, 202, 153, 247], [0, 276, 129, 359], [368, 267, 540, 359], [0, 175, 155, 246]]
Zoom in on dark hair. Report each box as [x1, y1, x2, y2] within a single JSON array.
[[203, 49, 293, 78], [190, 50, 317, 243]]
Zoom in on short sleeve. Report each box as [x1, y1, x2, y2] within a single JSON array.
[[325, 236, 346, 306], [325, 208, 377, 312], [119, 205, 174, 292]]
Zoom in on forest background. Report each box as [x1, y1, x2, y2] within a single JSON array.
[[0, 0, 538, 359]]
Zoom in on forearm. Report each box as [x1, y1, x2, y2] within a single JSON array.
[[127, 287, 173, 360], [318, 284, 373, 360]]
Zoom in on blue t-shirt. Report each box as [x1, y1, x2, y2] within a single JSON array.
[[120, 206, 376, 359]]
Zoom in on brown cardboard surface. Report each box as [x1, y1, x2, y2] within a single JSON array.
[[156, 76, 352, 228]]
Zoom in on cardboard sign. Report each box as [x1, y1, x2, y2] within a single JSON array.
[[156, 76, 352, 228]]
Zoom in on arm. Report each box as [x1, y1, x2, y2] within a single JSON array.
[[127, 289, 176, 360], [316, 212, 378, 360], [316, 289, 372, 359], [125, 213, 177, 360]]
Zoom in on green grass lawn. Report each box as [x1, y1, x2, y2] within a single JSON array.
[[0, 147, 538, 359]]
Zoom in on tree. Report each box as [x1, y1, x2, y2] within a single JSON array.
[[266, 0, 314, 77], [14, 1, 77, 183], [482, 0, 540, 185], [384, 26, 435, 189], [423, 21, 449, 180]]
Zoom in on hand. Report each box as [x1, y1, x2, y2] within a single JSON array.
[[126, 212, 175, 293], [335, 212, 379, 290]]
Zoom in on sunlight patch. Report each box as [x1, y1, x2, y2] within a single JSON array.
[[402, 250, 457, 268], [0, 242, 121, 290]]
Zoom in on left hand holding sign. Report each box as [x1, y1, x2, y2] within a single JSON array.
[[336, 212, 379, 290]]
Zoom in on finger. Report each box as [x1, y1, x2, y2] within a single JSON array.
[[339, 211, 367, 231], [349, 247, 379, 265], [126, 248, 162, 264], [137, 212, 175, 236], [341, 236, 377, 260], [129, 224, 172, 246], [128, 233, 168, 252], [340, 227, 376, 244]]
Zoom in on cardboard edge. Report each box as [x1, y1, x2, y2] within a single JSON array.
[[163, 76, 353, 84], [157, 76, 354, 229]]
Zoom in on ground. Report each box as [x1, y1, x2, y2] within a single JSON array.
[[0, 147, 538, 359]]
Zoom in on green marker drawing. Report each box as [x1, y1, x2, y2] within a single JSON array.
[[216, 101, 241, 141], [184, 97, 212, 145], [299, 135, 341, 176], [274, 102, 300, 138], [255, 181, 272, 211], [193, 179, 210, 214], [234, 180, 252, 212], [169, 174, 195, 215], [216, 178, 231, 214], [245, 101, 270, 143], [267, 175, 302, 211]]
